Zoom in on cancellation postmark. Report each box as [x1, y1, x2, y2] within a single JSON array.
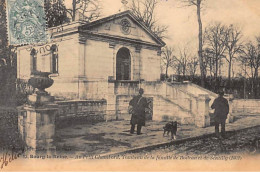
[[5, 0, 47, 45]]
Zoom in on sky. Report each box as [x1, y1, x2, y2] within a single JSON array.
[[64, 0, 260, 52]]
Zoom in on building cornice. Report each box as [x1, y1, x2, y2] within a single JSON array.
[[79, 31, 161, 51]]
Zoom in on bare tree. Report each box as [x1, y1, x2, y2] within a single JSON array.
[[179, 0, 205, 86], [204, 23, 227, 80], [170, 45, 199, 77], [66, 0, 100, 22], [240, 39, 260, 97], [224, 24, 243, 89], [129, 0, 168, 39], [202, 48, 214, 77], [162, 46, 175, 78], [174, 46, 190, 76], [187, 55, 199, 77]]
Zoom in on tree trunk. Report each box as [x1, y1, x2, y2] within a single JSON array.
[[196, 0, 205, 87], [72, 0, 76, 21], [165, 64, 168, 80], [215, 58, 218, 79], [254, 68, 258, 98], [215, 57, 219, 91], [228, 56, 232, 89]]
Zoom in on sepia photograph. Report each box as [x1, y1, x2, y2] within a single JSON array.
[[0, 0, 260, 171]]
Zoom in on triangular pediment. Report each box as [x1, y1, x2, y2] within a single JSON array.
[[79, 11, 165, 47]]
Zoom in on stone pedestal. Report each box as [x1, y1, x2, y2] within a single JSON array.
[[28, 93, 54, 106], [195, 94, 211, 128], [18, 103, 58, 150]]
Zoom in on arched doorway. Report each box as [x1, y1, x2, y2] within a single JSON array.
[[116, 47, 131, 80]]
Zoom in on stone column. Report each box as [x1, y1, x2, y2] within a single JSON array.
[[78, 38, 86, 99], [195, 94, 211, 128]]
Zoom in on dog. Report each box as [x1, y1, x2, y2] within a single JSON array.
[[163, 121, 178, 140]]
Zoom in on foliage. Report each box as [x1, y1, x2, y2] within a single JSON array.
[[16, 79, 35, 106], [45, 0, 100, 27], [162, 74, 259, 99], [0, 66, 16, 107], [67, 0, 101, 22], [45, 0, 70, 28]]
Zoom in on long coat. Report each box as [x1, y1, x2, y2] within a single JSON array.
[[211, 96, 229, 123], [129, 95, 148, 126]]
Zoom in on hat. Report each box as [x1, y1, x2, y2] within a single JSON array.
[[139, 88, 144, 95], [218, 90, 224, 96]]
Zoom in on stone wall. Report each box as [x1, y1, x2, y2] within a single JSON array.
[[116, 95, 132, 120], [232, 99, 260, 115], [55, 100, 107, 129]]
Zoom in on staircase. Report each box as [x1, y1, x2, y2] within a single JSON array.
[[112, 81, 213, 127]]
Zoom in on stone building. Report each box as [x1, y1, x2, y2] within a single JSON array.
[[17, 10, 216, 127], [17, 10, 164, 98]]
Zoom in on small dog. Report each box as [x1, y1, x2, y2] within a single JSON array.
[[163, 121, 178, 140]]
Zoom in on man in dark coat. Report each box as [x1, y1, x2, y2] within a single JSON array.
[[211, 90, 229, 138], [129, 88, 148, 135]]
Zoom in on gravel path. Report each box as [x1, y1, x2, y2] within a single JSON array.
[[124, 126, 260, 157], [54, 115, 260, 156]]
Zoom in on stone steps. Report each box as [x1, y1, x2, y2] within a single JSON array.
[[153, 95, 194, 125]]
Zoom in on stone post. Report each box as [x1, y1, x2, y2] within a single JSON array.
[[195, 94, 211, 128], [105, 82, 117, 121], [225, 94, 234, 123], [17, 72, 58, 153], [18, 104, 57, 150]]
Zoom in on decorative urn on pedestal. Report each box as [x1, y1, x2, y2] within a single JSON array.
[[18, 71, 58, 151], [28, 71, 54, 106]]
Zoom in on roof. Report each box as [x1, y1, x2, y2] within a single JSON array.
[[79, 10, 166, 47]]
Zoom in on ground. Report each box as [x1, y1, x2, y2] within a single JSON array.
[[54, 114, 260, 156], [124, 126, 260, 157]]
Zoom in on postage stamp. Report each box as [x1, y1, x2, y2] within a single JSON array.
[[5, 0, 47, 45], [1, 0, 260, 171]]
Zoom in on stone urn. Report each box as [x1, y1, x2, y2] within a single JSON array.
[[29, 71, 54, 95], [28, 71, 54, 106]]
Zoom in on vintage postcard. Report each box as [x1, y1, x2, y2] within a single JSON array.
[[0, 0, 260, 171]]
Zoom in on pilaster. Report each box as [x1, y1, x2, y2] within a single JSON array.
[[78, 38, 86, 77]]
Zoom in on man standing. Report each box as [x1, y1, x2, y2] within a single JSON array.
[[129, 88, 148, 135], [211, 90, 229, 138]]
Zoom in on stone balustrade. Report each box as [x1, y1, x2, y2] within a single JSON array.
[[55, 100, 107, 129], [232, 99, 260, 115]]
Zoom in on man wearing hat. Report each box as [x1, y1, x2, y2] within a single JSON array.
[[211, 90, 229, 138], [129, 88, 148, 135]]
